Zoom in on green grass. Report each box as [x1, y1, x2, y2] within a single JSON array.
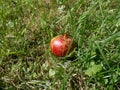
[[0, 0, 120, 90]]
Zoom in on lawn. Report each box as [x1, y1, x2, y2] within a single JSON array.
[[0, 0, 120, 90]]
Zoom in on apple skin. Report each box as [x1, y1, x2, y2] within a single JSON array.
[[50, 34, 76, 57]]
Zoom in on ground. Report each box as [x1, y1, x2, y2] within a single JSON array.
[[0, 0, 120, 90]]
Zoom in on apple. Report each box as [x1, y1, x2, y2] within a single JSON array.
[[50, 34, 76, 57]]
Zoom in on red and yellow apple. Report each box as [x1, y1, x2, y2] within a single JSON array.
[[50, 34, 76, 57]]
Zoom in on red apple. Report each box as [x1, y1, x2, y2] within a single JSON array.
[[50, 34, 76, 57]]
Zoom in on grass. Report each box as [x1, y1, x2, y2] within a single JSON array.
[[0, 0, 120, 90]]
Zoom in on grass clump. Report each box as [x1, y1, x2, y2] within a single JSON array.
[[0, 0, 120, 90]]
